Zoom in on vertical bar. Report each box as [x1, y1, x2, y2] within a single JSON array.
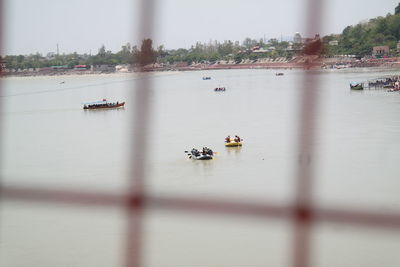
[[292, 0, 324, 267], [0, 0, 4, 252], [125, 0, 156, 267]]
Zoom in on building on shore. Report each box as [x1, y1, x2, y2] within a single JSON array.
[[328, 40, 339, 46], [91, 65, 116, 72], [293, 32, 302, 44], [74, 65, 88, 70], [372, 46, 389, 58]]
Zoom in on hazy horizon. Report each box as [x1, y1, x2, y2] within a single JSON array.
[[2, 0, 399, 56]]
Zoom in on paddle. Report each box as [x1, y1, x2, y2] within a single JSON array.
[[184, 150, 194, 159]]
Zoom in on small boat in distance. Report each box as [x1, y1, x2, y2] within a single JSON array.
[[225, 135, 242, 147], [83, 99, 125, 110], [202, 77, 211, 80], [185, 148, 214, 160], [350, 82, 363, 90], [275, 72, 284, 76], [225, 141, 242, 147]]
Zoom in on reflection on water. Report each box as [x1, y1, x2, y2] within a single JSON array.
[[225, 146, 242, 156], [190, 158, 215, 177]]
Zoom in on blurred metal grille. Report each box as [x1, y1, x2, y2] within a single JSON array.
[[2, 1, 400, 267]]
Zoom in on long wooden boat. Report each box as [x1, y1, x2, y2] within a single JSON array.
[[83, 99, 125, 110]]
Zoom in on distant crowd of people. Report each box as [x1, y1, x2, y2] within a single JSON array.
[[84, 101, 119, 109], [368, 77, 400, 89]]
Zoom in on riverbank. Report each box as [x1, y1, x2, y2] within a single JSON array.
[[2, 56, 400, 78]]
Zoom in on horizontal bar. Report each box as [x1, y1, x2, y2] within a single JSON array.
[[2, 184, 400, 229], [317, 207, 400, 229], [147, 194, 291, 219]]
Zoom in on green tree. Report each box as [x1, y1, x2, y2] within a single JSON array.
[[117, 43, 133, 64], [98, 45, 106, 57], [242, 37, 253, 49], [138, 38, 156, 66]]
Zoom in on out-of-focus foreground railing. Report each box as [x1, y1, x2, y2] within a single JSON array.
[[2, 1, 400, 267]]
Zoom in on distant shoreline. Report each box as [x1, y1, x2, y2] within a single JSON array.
[[2, 56, 400, 78], [0, 70, 181, 80]]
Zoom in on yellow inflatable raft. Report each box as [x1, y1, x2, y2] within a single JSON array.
[[225, 141, 242, 147]]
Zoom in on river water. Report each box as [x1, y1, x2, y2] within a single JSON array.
[[1, 69, 400, 267]]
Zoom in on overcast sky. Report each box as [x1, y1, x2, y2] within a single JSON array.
[[2, 0, 399, 55]]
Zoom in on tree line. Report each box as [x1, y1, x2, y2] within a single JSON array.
[[3, 3, 400, 70], [2, 37, 305, 71], [322, 3, 400, 57]]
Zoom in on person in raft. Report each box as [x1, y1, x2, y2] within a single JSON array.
[[234, 135, 241, 142]]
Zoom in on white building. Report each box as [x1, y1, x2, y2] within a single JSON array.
[[294, 32, 302, 44], [329, 40, 339, 46]]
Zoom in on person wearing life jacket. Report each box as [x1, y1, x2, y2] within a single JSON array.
[[191, 148, 200, 157], [225, 136, 231, 143], [234, 135, 241, 143]]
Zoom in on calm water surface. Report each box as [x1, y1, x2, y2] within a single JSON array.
[[1, 69, 400, 266]]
